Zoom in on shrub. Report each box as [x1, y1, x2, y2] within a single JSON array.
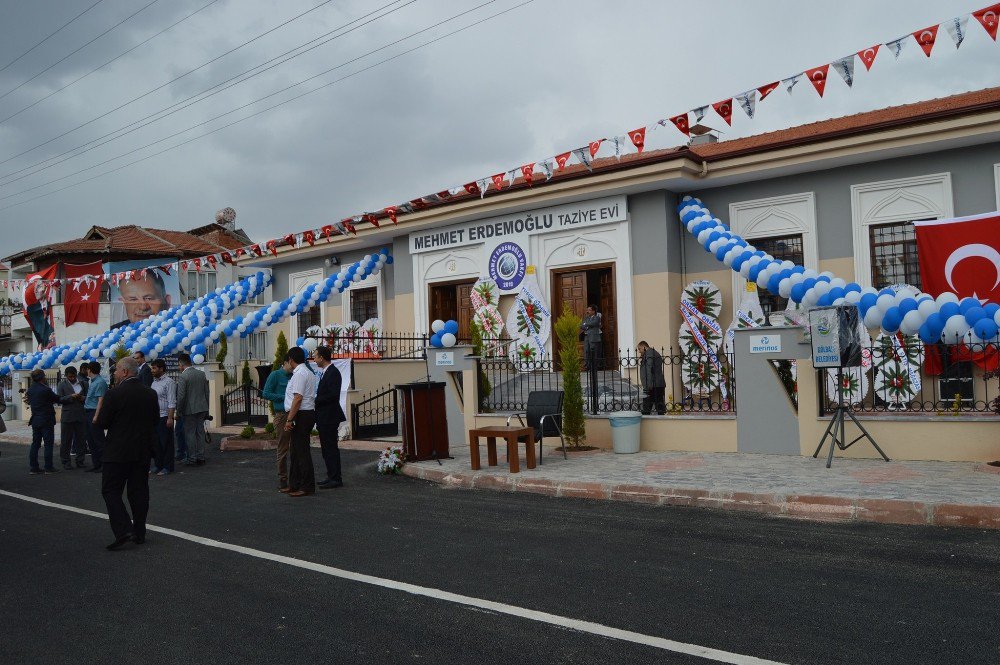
[[241, 360, 252, 386], [470, 321, 492, 411], [554, 305, 585, 448], [240, 425, 255, 439], [273, 331, 289, 371], [263, 422, 276, 438]]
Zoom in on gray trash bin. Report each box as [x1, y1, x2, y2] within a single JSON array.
[[609, 411, 642, 453]]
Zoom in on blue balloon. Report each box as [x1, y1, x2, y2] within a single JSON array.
[[964, 307, 987, 326], [918, 322, 938, 344], [716, 242, 735, 262], [828, 287, 845, 301], [816, 275, 831, 283], [778, 268, 793, 280], [443, 320, 459, 335], [898, 298, 918, 315], [707, 231, 722, 246], [791, 265, 805, 274], [859, 293, 877, 311], [295, 337, 304, 346], [681, 210, 702, 223], [692, 221, 712, 236], [881, 307, 902, 332], [817, 293, 833, 307], [878, 287, 894, 297], [767, 274, 782, 294], [748, 261, 770, 282], [973, 319, 998, 341], [790, 283, 807, 303], [939, 302, 960, 320], [959, 297, 980, 314], [802, 277, 818, 292], [983, 303, 999, 317], [386, 256, 393, 264], [925, 313, 944, 336], [430, 333, 443, 348]]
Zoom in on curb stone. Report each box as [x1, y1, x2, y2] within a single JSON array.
[[401, 465, 1000, 530]]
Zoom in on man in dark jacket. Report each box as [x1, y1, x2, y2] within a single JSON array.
[[637, 341, 667, 415], [580, 305, 604, 370], [26, 369, 60, 474], [313, 346, 347, 489], [133, 351, 154, 388], [57, 365, 88, 469], [94, 357, 159, 550]]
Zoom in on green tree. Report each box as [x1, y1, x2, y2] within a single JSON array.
[[216, 333, 233, 384], [273, 330, 289, 370], [241, 360, 252, 385], [554, 305, 585, 448], [470, 321, 492, 412]]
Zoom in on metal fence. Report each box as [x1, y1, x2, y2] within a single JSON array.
[[351, 386, 398, 439], [220, 383, 270, 427], [304, 332, 430, 360], [818, 341, 1000, 415], [478, 346, 738, 415]]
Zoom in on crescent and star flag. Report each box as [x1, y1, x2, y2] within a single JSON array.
[[554, 151, 572, 170], [974, 3, 1000, 40], [912, 24, 939, 57], [628, 127, 646, 153], [669, 113, 690, 136], [805, 64, 830, 96], [520, 163, 534, 185], [63, 261, 104, 326], [588, 139, 603, 159], [22, 264, 58, 350], [858, 44, 880, 70], [712, 99, 733, 125], [913, 212, 1000, 304], [757, 81, 779, 100]]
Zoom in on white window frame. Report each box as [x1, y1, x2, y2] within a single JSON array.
[[850, 173, 953, 289], [288, 268, 325, 336], [341, 270, 383, 326], [728, 192, 818, 317]]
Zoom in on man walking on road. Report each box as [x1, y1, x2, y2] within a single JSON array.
[[26, 369, 60, 474], [175, 353, 209, 466], [149, 359, 176, 475], [314, 346, 346, 489], [84, 361, 108, 472], [94, 357, 159, 550], [57, 366, 88, 469], [283, 346, 317, 497], [262, 358, 293, 490]]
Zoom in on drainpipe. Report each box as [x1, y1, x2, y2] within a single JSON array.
[[697, 160, 710, 178]]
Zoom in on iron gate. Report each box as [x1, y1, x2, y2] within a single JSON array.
[[351, 386, 398, 439], [221, 383, 270, 427]]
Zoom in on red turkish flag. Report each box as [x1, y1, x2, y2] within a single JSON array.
[[973, 3, 1000, 40], [206, 255, 218, 270], [321, 224, 334, 241], [462, 182, 480, 196], [712, 99, 733, 126], [588, 139, 604, 159], [912, 25, 939, 57], [220, 251, 233, 264], [409, 198, 428, 209], [364, 213, 380, 228], [757, 81, 779, 100], [193, 258, 202, 272], [491, 173, 506, 190], [302, 230, 316, 246], [628, 127, 646, 153], [805, 65, 829, 96], [857, 44, 880, 70], [554, 151, 572, 170], [436, 190, 452, 200], [266, 240, 277, 257], [384, 206, 398, 224], [914, 212, 1000, 303], [61, 262, 101, 326], [249, 244, 262, 257], [669, 113, 690, 136], [341, 218, 357, 235], [520, 163, 534, 186]]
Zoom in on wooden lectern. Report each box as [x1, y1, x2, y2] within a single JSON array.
[[397, 381, 449, 461]]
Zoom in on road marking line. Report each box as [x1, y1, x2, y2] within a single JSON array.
[[0, 489, 788, 665]]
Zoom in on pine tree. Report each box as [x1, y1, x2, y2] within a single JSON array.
[[216, 333, 232, 384], [241, 360, 252, 386], [273, 330, 289, 371], [554, 305, 585, 448]]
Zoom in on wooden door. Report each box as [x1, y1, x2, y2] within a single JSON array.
[[429, 284, 457, 326], [456, 283, 475, 341], [598, 269, 617, 362], [552, 270, 588, 366]]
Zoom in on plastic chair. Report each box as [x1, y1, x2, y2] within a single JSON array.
[[506, 390, 565, 464]]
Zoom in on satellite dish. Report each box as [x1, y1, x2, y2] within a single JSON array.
[[222, 207, 236, 223]]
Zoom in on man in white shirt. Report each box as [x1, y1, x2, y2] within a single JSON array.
[[283, 346, 317, 497], [149, 359, 177, 475]]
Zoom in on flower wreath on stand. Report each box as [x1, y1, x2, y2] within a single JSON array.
[[377, 446, 407, 475]]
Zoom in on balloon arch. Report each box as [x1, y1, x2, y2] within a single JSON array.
[[0, 248, 393, 375]]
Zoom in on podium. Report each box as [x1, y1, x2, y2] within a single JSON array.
[[397, 382, 449, 461]]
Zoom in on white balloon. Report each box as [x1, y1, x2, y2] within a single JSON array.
[[302, 337, 319, 353], [995, 310, 1000, 327], [941, 314, 970, 344], [936, 292, 960, 306], [440, 333, 457, 348], [917, 299, 938, 319], [708, 239, 725, 253], [778, 278, 792, 298], [899, 310, 923, 336], [829, 278, 847, 289], [802, 268, 818, 279], [814, 281, 831, 297], [875, 293, 895, 314], [431, 319, 445, 333], [739, 261, 753, 278], [192, 354, 205, 365], [863, 308, 882, 328], [845, 291, 862, 304]]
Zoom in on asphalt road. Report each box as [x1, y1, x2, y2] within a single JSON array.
[[1, 440, 998, 665]]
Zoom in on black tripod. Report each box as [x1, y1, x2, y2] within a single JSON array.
[[813, 366, 890, 468]]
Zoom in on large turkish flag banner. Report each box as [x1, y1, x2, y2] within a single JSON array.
[[64, 261, 104, 326], [913, 212, 1000, 303]]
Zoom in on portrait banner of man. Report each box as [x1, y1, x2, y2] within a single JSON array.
[[104, 260, 180, 330], [21, 264, 58, 351]]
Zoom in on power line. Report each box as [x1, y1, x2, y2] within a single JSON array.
[[0, 0, 414, 185], [0, 0, 163, 103], [0, 0, 490, 196], [0, 0, 337, 168], [0, 1, 534, 213], [0, 0, 221, 127], [0, 0, 106, 75]]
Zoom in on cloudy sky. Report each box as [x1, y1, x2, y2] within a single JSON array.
[[0, 0, 997, 257]]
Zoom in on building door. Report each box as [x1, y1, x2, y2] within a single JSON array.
[[428, 279, 476, 339], [551, 264, 617, 365]]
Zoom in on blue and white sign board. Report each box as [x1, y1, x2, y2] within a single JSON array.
[[749, 334, 782, 354], [435, 351, 454, 367]]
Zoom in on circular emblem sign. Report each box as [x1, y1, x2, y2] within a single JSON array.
[[488, 241, 527, 291]]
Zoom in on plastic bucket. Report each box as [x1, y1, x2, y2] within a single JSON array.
[[609, 410, 642, 454]]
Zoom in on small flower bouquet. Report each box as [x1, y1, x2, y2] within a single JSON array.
[[377, 446, 406, 475]]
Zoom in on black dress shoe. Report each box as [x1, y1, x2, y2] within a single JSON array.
[[318, 479, 343, 489], [106, 534, 133, 551], [89, 466, 103, 473], [76, 459, 86, 468], [131, 534, 145, 545]]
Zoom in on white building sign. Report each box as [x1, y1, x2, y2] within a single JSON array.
[[749, 334, 782, 354]]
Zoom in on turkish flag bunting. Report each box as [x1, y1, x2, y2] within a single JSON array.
[[913, 212, 1000, 304], [342, 218, 357, 235], [589, 140, 604, 159], [463, 182, 480, 196], [669, 113, 690, 136], [712, 99, 733, 126], [973, 3, 1000, 40], [628, 127, 646, 153], [436, 190, 452, 200], [302, 230, 316, 246], [554, 151, 572, 170], [409, 198, 428, 209], [266, 240, 277, 257], [857, 44, 880, 70], [250, 244, 262, 257], [321, 224, 334, 241], [757, 81, 779, 100], [206, 255, 217, 270], [221, 251, 233, 264], [912, 24, 939, 57], [491, 173, 506, 190], [63, 261, 103, 326], [364, 213, 380, 228], [520, 163, 534, 186], [193, 258, 202, 272], [805, 64, 830, 96], [384, 206, 398, 224], [282, 234, 295, 247]]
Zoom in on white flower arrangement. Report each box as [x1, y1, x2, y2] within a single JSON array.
[[377, 445, 406, 475]]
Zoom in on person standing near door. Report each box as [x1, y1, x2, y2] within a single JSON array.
[[580, 305, 604, 370], [637, 341, 667, 415], [57, 366, 88, 469], [175, 353, 210, 466], [313, 346, 346, 489]]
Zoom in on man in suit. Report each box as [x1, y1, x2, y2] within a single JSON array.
[[580, 304, 604, 370], [94, 357, 159, 550], [313, 346, 346, 489], [56, 365, 88, 469], [133, 350, 154, 388], [175, 352, 210, 465], [25, 369, 60, 474]]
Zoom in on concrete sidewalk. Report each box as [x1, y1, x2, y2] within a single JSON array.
[[403, 442, 1000, 530]]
